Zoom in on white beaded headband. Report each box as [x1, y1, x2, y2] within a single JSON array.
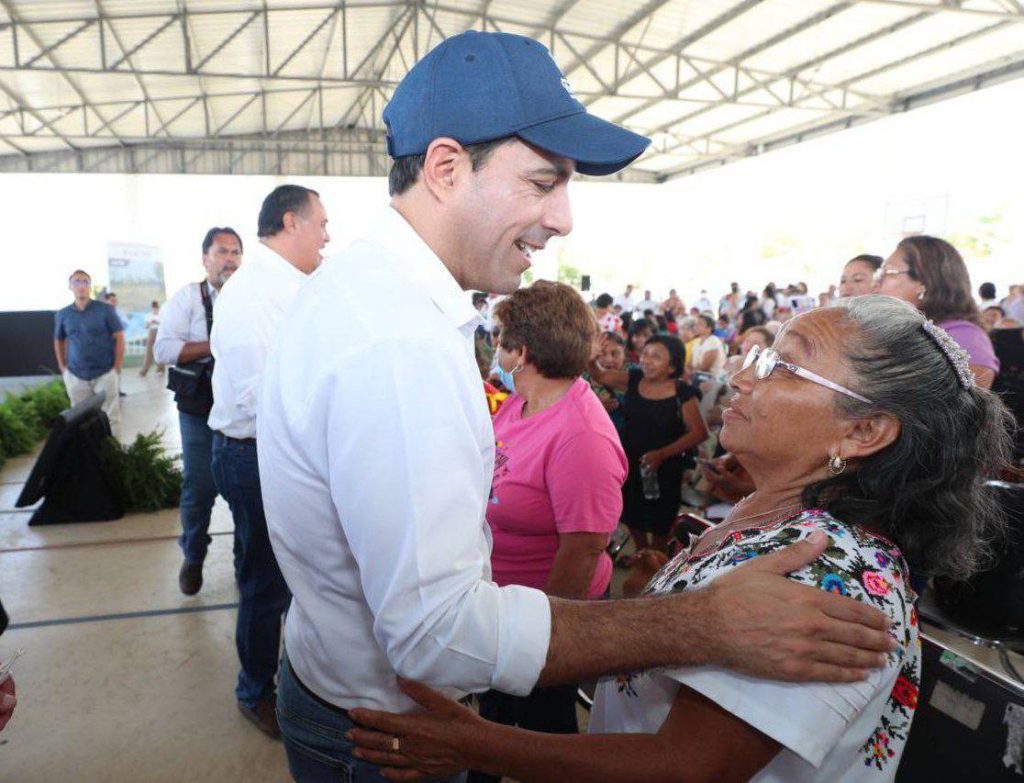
[[922, 320, 975, 390]]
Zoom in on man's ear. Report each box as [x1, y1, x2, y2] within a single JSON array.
[[278, 209, 297, 235], [420, 138, 466, 202], [841, 412, 901, 462]]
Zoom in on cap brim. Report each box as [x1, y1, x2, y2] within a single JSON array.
[[517, 111, 650, 176]]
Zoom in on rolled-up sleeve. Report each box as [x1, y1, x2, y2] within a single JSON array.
[[325, 336, 551, 696], [154, 288, 191, 366]]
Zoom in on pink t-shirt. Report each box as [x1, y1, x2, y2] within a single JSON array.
[[488, 377, 627, 599]]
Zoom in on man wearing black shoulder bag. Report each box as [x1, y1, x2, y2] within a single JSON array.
[[155, 227, 243, 595]]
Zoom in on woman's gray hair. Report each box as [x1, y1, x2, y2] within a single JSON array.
[[802, 295, 1015, 580]]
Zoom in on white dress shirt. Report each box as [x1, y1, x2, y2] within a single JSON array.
[[153, 282, 218, 367], [635, 298, 659, 314], [209, 244, 308, 439], [258, 207, 552, 713]]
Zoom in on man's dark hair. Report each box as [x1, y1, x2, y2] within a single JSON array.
[[644, 335, 687, 379], [471, 292, 488, 306], [595, 293, 614, 309], [979, 281, 997, 301], [69, 269, 91, 282], [718, 313, 731, 325], [202, 226, 244, 255], [257, 185, 319, 238], [985, 305, 1005, 317], [388, 137, 513, 197], [151, 300, 159, 308]]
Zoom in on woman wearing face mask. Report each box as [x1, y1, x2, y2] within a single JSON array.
[[481, 281, 627, 770], [591, 335, 708, 555], [838, 254, 882, 299], [875, 235, 998, 388]]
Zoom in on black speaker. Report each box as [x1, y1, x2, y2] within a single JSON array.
[[16, 392, 123, 526], [581, 275, 591, 291]]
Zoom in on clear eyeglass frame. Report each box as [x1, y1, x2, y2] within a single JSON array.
[[740, 345, 873, 404]]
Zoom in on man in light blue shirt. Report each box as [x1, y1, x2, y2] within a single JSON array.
[[54, 269, 125, 435]]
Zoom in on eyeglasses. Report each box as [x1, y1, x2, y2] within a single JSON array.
[[740, 345, 873, 404], [873, 267, 913, 283]]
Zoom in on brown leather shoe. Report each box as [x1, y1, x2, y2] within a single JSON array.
[[178, 560, 203, 596], [237, 695, 281, 740]]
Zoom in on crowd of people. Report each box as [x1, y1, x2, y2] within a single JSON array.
[[14, 27, 1021, 783]]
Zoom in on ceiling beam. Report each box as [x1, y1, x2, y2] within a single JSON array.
[[854, 0, 1024, 21]]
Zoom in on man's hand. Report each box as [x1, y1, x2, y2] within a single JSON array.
[[700, 531, 894, 682], [0, 676, 16, 731]]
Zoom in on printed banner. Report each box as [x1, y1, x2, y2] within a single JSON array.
[[107, 242, 165, 342]]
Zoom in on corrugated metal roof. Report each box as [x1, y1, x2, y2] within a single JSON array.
[[0, 0, 1021, 179]]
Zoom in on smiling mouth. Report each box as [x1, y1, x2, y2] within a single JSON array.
[[514, 240, 541, 265]]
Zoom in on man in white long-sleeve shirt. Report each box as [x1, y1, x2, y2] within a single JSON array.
[[208, 185, 329, 740], [154, 227, 242, 596], [258, 31, 894, 782]]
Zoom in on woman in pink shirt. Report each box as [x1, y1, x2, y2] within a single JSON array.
[[471, 281, 627, 780]]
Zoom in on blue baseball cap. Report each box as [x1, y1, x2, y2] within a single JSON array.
[[383, 31, 650, 176]]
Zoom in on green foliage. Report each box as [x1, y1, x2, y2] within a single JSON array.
[[24, 381, 71, 429], [0, 380, 71, 467], [102, 431, 182, 513], [0, 402, 39, 458], [0, 379, 180, 515]]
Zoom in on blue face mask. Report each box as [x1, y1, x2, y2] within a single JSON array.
[[496, 363, 520, 394]]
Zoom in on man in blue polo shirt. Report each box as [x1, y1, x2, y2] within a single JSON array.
[[54, 269, 125, 435]]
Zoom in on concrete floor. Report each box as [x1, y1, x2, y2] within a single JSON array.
[[0, 373, 291, 782], [0, 374, 589, 782]]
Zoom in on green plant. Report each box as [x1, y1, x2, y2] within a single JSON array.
[[0, 380, 71, 464], [0, 403, 37, 458], [23, 381, 70, 429], [102, 431, 182, 513]]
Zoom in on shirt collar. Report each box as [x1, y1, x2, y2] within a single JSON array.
[[362, 207, 482, 332]]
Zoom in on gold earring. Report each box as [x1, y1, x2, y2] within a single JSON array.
[[828, 453, 847, 476]]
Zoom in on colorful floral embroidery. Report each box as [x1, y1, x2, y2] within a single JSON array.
[[635, 509, 921, 774], [862, 725, 896, 769], [862, 570, 891, 597]]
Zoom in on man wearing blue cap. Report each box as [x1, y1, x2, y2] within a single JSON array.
[[258, 31, 893, 782]]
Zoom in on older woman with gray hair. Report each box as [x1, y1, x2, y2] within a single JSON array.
[[345, 295, 1013, 783]]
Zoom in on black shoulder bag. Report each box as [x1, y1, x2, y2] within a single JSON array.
[[166, 281, 216, 418]]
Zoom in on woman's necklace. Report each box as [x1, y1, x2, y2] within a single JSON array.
[[690, 500, 805, 557]]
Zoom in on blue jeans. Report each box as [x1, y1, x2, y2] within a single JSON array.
[[178, 412, 219, 564], [277, 654, 466, 783], [211, 434, 291, 707]]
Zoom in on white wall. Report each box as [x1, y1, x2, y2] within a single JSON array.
[[2, 76, 1022, 313]]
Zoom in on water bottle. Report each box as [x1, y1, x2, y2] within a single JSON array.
[[641, 463, 660, 501]]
